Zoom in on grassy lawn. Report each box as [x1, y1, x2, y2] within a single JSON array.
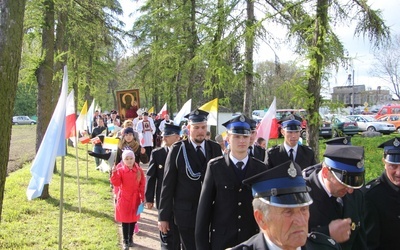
[[1, 144, 120, 250], [0, 132, 396, 249]]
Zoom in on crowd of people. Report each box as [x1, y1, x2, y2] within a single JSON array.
[[85, 108, 399, 250]]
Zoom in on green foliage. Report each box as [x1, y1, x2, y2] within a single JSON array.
[[13, 83, 37, 116]]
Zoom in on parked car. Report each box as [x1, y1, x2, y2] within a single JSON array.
[[377, 114, 400, 133], [319, 119, 333, 139], [331, 116, 359, 137], [347, 115, 395, 134], [12, 116, 36, 125], [374, 104, 400, 119]]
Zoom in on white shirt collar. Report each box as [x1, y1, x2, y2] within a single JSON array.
[[190, 140, 205, 152], [283, 142, 298, 153], [229, 153, 249, 166]]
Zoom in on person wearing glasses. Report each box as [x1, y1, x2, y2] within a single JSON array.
[[302, 144, 367, 250], [362, 137, 400, 249]]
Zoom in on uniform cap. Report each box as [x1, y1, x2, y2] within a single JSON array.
[[184, 109, 209, 124], [222, 115, 252, 136], [249, 118, 258, 131], [323, 145, 365, 188], [243, 161, 313, 207], [378, 137, 400, 164], [280, 114, 302, 131], [162, 124, 181, 136], [325, 137, 351, 145]]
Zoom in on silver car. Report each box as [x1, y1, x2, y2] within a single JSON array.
[[12, 116, 37, 125], [347, 115, 395, 134]]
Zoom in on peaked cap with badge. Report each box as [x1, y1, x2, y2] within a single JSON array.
[[243, 160, 313, 207], [222, 114, 252, 135], [184, 109, 209, 124], [162, 124, 181, 136], [378, 137, 400, 164], [323, 145, 365, 188], [279, 114, 303, 131], [325, 136, 351, 145]]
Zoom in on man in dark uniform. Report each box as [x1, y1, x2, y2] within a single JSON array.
[[231, 161, 341, 250], [145, 124, 182, 250], [362, 137, 400, 249], [267, 115, 316, 170], [195, 115, 267, 250], [248, 119, 267, 163], [158, 109, 222, 250], [303, 145, 367, 250]]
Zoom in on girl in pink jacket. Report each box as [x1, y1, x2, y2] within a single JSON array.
[[110, 150, 145, 249]]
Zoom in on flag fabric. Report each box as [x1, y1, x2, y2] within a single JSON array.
[[66, 90, 76, 146], [87, 99, 95, 133], [174, 99, 192, 125], [158, 103, 168, 119], [76, 101, 88, 134], [199, 98, 218, 126], [26, 66, 69, 200], [148, 106, 154, 114], [256, 97, 277, 145], [79, 136, 91, 144], [103, 137, 120, 150]]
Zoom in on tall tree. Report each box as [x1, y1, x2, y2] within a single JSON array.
[[264, 0, 389, 159], [0, 0, 26, 221], [371, 34, 400, 99]]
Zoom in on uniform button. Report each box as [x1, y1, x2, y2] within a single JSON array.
[[238, 228, 241, 232], [224, 186, 227, 189], [238, 215, 241, 219], [238, 202, 242, 206], [212, 229, 215, 232], [239, 188, 242, 192]]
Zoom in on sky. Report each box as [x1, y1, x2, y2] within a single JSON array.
[[119, 0, 399, 98]]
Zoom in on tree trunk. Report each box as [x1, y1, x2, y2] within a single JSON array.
[[35, 0, 55, 198], [0, 0, 26, 221], [306, 0, 328, 161], [243, 0, 255, 117]]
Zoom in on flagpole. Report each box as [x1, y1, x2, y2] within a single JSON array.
[[75, 135, 82, 213], [58, 156, 65, 250], [86, 144, 88, 180]]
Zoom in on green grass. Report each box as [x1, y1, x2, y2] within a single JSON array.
[[267, 133, 397, 182], [1, 144, 120, 250]]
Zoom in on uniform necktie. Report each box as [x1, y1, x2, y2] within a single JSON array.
[[289, 148, 294, 161], [196, 146, 206, 165], [248, 146, 253, 157], [236, 161, 244, 170]]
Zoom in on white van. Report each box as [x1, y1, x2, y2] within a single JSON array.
[[252, 110, 266, 120]]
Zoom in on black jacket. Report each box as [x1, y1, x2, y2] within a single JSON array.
[[267, 144, 316, 170], [362, 171, 400, 250], [145, 146, 169, 207], [304, 164, 367, 250], [158, 139, 222, 228], [195, 154, 267, 250]]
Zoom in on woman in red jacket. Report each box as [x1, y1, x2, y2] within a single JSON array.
[[110, 150, 145, 249]]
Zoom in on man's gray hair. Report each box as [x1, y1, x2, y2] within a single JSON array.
[[252, 198, 270, 218]]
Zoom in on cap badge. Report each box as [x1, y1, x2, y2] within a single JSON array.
[[158, 164, 163, 169], [194, 110, 199, 115], [287, 162, 297, 178], [239, 115, 245, 122], [394, 138, 400, 147], [356, 159, 364, 169], [343, 138, 348, 144]]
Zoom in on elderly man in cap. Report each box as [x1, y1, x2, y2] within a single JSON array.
[[362, 137, 400, 249], [195, 115, 267, 250], [230, 161, 341, 250], [302, 145, 367, 249], [145, 124, 182, 250], [158, 109, 222, 250], [267, 115, 316, 170]]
